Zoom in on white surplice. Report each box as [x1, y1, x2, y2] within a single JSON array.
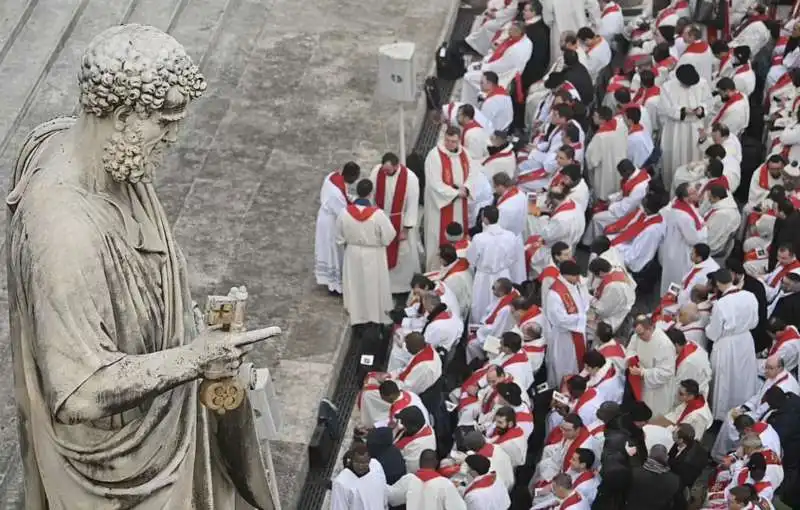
[[465, 0, 520, 55], [496, 187, 528, 283], [481, 147, 516, 181], [730, 19, 772, 60], [745, 164, 783, 215], [461, 36, 533, 105], [583, 38, 612, 83], [590, 271, 636, 333], [337, 205, 396, 325], [659, 77, 713, 190], [710, 91, 750, 136], [614, 213, 666, 273], [704, 196, 740, 255], [314, 172, 350, 292], [598, 1, 624, 40], [528, 200, 586, 274], [442, 101, 493, 133], [467, 224, 523, 322], [586, 118, 628, 200], [469, 170, 495, 229], [707, 287, 760, 420], [462, 122, 491, 161], [675, 344, 712, 400], [663, 397, 713, 441], [627, 126, 655, 167], [658, 199, 708, 295], [541, 0, 600, 62], [331, 459, 388, 510], [430, 260, 474, 320], [463, 472, 511, 510], [424, 144, 476, 271], [677, 257, 720, 307], [481, 93, 515, 133], [389, 471, 467, 510], [585, 168, 650, 244], [369, 165, 421, 294], [627, 328, 678, 416], [545, 277, 590, 386]]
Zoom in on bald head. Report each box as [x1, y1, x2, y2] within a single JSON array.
[[678, 303, 699, 325]]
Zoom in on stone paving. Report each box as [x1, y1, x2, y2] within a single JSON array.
[[0, 0, 457, 507]]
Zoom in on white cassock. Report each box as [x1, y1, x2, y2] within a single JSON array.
[[480, 89, 515, 133], [675, 342, 712, 400], [545, 276, 590, 386], [462, 35, 533, 106], [462, 121, 491, 161], [469, 171, 495, 229], [376, 390, 431, 429], [598, 2, 624, 40], [744, 164, 783, 216], [467, 224, 523, 321], [389, 470, 467, 510], [627, 125, 655, 168], [314, 171, 350, 292], [370, 165, 421, 294], [481, 147, 516, 181], [761, 261, 800, 308], [587, 361, 625, 404], [634, 86, 663, 134], [566, 179, 591, 214], [596, 339, 628, 376], [676, 319, 708, 350], [586, 118, 628, 200], [423, 308, 465, 353], [395, 426, 438, 474], [430, 260, 474, 320], [612, 212, 666, 273], [583, 38, 613, 83], [712, 370, 800, 461], [528, 200, 586, 274], [760, 327, 800, 377], [468, 292, 520, 362], [676, 257, 720, 307], [585, 168, 650, 244], [547, 388, 605, 435], [675, 41, 715, 81], [465, 0, 520, 55], [463, 472, 510, 510], [730, 18, 772, 60], [474, 443, 515, 490], [709, 91, 750, 136], [442, 101, 494, 133], [331, 459, 388, 510], [541, 0, 600, 63], [590, 270, 636, 333], [659, 76, 713, 190], [704, 196, 741, 256], [536, 428, 599, 483], [732, 64, 756, 98], [658, 199, 708, 295], [707, 287, 760, 420], [424, 144, 476, 271], [664, 396, 713, 441], [338, 205, 396, 325], [496, 187, 528, 282], [627, 327, 678, 416], [488, 426, 529, 467]]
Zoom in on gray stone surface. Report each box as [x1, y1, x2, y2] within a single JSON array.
[[0, 0, 457, 507]]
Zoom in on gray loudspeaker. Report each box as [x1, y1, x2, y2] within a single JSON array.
[[377, 42, 417, 103]]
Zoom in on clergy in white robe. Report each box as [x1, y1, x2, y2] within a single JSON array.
[[481, 133, 516, 180], [583, 350, 625, 404], [315, 163, 359, 292], [462, 432, 516, 491], [730, 10, 772, 59], [467, 210, 523, 321], [394, 409, 439, 474], [667, 328, 712, 399], [430, 244, 473, 319], [388, 449, 467, 510], [659, 186, 708, 295], [545, 261, 590, 386], [536, 416, 599, 486], [611, 200, 666, 274], [598, 0, 624, 40], [659, 65, 713, 190], [458, 104, 491, 161], [461, 24, 532, 106], [586, 108, 628, 200], [744, 157, 785, 218], [707, 272, 760, 421], [493, 175, 528, 282], [585, 160, 650, 245], [676, 244, 720, 306], [660, 381, 713, 441], [468, 170, 495, 229], [559, 164, 591, 214], [468, 282, 520, 362], [547, 377, 606, 434], [709, 78, 750, 135], [338, 190, 396, 326], [762, 321, 800, 377], [528, 191, 586, 275], [479, 73, 515, 133], [424, 129, 477, 271], [442, 101, 493, 133], [465, 0, 520, 56], [331, 451, 388, 510], [675, 303, 709, 350], [627, 316, 678, 416], [541, 0, 600, 63], [578, 30, 612, 83], [370, 155, 421, 294], [487, 407, 529, 467], [462, 456, 511, 510], [676, 28, 714, 81], [625, 113, 655, 168], [587, 258, 636, 334], [704, 186, 741, 256]]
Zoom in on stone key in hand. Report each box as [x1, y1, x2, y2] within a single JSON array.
[[230, 326, 282, 347]]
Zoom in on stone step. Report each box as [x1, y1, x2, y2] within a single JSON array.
[[126, 0, 184, 31], [0, 0, 38, 64]]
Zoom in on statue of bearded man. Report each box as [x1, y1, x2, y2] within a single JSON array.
[[6, 24, 276, 509]]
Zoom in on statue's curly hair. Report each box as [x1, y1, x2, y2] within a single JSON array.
[[78, 24, 206, 117]]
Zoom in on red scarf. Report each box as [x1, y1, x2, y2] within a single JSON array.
[[485, 289, 521, 324], [464, 473, 498, 495], [573, 470, 595, 488], [585, 37, 605, 54], [765, 72, 793, 108], [537, 264, 560, 283], [602, 2, 621, 16], [483, 148, 514, 166], [627, 355, 643, 401], [610, 214, 663, 247], [562, 427, 591, 471], [559, 492, 584, 510], [437, 149, 470, 245], [396, 425, 434, 450], [655, 56, 677, 74], [461, 120, 482, 145], [329, 172, 351, 204], [596, 270, 628, 299], [598, 340, 625, 360], [633, 86, 660, 105], [484, 85, 507, 100], [388, 391, 413, 422], [520, 305, 541, 325], [673, 199, 703, 230], [677, 395, 706, 423], [713, 91, 745, 126], [684, 41, 709, 55], [375, 166, 409, 269], [397, 345, 436, 382], [596, 118, 617, 134], [573, 388, 598, 415], [491, 425, 525, 444], [627, 123, 644, 135], [770, 326, 800, 356], [415, 468, 443, 482], [441, 259, 470, 280], [346, 204, 378, 222], [553, 200, 577, 217], [488, 35, 523, 63], [700, 175, 730, 196], [682, 264, 706, 289], [676, 341, 699, 370], [735, 63, 752, 76], [497, 186, 521, 206], [605, 207, 644, 236], [621, 169, 650, 197], [768, 260, 800, 287], [550, 279, 585, 370]]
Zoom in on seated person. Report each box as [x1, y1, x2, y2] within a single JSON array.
[[426, 244, 473, 319], [461, 454, 510, 509], [608, 194, 666, 274], [388, 448, 465, 508], [467, 279, 520, 364], [587, 257, 636, 336], [534, 413, 598, 487], [546, 375, 605, 436], [531, 448, 599, 509], [581, 349, 624, 404], [651, 378, 713, 441], [358, 379, 430, 428], [486, 406, 528, 467]]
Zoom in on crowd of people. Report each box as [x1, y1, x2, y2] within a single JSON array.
[[314, 0, 800, 508]]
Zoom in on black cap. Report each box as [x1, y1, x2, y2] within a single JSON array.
[[676, 64, 700, 86]]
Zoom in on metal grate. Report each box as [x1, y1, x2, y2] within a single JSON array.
[[295, 7, 478, 510]]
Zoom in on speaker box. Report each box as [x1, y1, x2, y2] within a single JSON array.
[[377, 42, 417, 103]]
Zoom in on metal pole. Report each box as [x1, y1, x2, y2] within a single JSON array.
[[399, 103, 406, 163]]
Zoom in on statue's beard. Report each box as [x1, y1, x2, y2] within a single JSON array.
[[103, 124, 170, 184]]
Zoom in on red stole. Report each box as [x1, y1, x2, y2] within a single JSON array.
[[537, 264, 560, 283], [677, 395, 706, 423], [585, 37, 605, 55], [346, 204, 378, 222], [483, 149, 514, 166], [655, 56, 677, 74], [497, 187, 521, 206], [389, 391, 413, 420], [735, 63, 752, 76], [621, 169, 650, 197], [752, 422, 768, 435], [559, 492, 583, 510], [562, 427, 591, 471], [485, 289, 521, 324], [481, 377, 513, 414], [437, 149, 470, 245], [375, 166, 409, 269], [596, 270, 628, 299], [627, 122, 644, 135], [492, 425, 525, 444], [550, 279, 586, 370], [598, 340, 625, 360], [441, 259, 470, 280], [329, 172, 351, 204], [673, 199, 703, 230], [464, 473, 498, 495], [573, 388, 598, 415], [573, 470, 595, 488], [610, 214, 663, 247], [593, 365, 618, 389], [396, 425, 434, 450], [633, 86, 660, 106], [461, 120, 482, 145], [596, 118, 617, 134], [682, 264, 705, 289], [488, 35, 523, 63], [713, 91, 745, 126], [770, 327, 800, 356], [414, 468, 443, 482], [605, 207, 644, 236], [768, 260, 800, 287], [397, 345, 436, 382], [676, 342, 699, 370], [477, 443, 495, 458], [684, 41, 709, 55], [484, 85, 507, 100], [700, 176, 730, 196], [552, 199, 577, 217], [520, 305, 542, 325], [765, 73, 792, 108], [602, 2, 621, 16]]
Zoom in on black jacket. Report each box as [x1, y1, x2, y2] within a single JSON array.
[[773, 292, 800, 330], [626, 466, 685, 510], [562, 63, 594, 106], [366, 427, 407, 484], [594, 418, 632, 510], [741, 274, 770, 352], [668, 440, 708, 489], [521, 20, 551, 89], [767, 392, 800, 470], [769, 210, 800, 270]]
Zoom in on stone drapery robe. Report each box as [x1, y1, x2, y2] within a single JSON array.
[[659, 199, 708, 295], [424, 144, 476, 270], [707, 288, 760, 420], [6, 118, 274, 509], [627, 328, 677, 416], [545, 277, 590, 386], [659, 77, 713, 190], [338, 205, 396, 325], [586, 118, 628, 200], [314, 171, 350, 293], [370, 165, 421, 294]]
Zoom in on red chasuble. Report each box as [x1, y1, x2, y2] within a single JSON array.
[[375, 166, 408, 269]]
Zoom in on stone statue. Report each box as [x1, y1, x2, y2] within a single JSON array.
[[6, 24, 278, 509]]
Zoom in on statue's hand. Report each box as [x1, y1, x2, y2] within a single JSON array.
[[189, 329, 246, 379]]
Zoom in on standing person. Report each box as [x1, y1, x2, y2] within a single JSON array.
[[315, 162, 360, 294], [659, 183, 707, 295], [540, 0, 601, 64], [370, 153, 421, 296], [659, 64, 713, 190], [545, 260, 590, 386], [493, 173, 527, 282], [389, 449, 466, 509], [331, 443, 389, 510], [625, 445, 685, 510], [627, 316, 678, 416], [337, 180, 396, 326], [458, 104, 491, 161], [707, 269, 760, 421], [586, 106, 629, 202], [675, 25, 714, 81], [424, 127, 476, 271], [667, 329, 712, 399], [726, 258, 770, 353]]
